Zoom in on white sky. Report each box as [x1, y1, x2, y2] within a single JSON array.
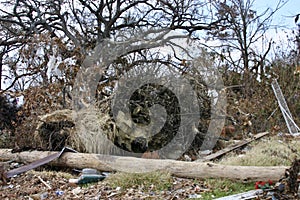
[[254, 0, 298, 28], [245, 0, 299, 60], [1, 0, 299, 93]]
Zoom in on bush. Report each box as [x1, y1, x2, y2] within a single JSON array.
[[0, 94, 19, 133]]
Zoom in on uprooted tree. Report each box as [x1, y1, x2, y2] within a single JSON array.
[[0, 0, 292, 158], [0, 0, 228, 157]]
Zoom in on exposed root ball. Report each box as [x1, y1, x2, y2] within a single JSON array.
[[34, 109, 82, 151]]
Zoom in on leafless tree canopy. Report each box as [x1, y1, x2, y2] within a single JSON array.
[[206, 0, 286, 95], [0, 0, 225, 92]]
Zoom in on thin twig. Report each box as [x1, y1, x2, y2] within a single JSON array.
[[38, 176, 52, 189]]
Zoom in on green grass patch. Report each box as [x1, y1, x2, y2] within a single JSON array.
[[199, 179, 254, 199]]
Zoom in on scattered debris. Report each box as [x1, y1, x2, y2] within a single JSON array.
[[55, 190, 64, 196], [283, 159, 300, 194], [37, 176, 51, 189], [29, 192, 48, 200], [2, 146, 77, 179], [69, 168, 107, 184], [220, 125, 236, 140], [71, 187, 82, 195], [188, 193, 202, 198], [197, 131, 269, 162], [255, 180, 273, 190], [0, 136, 299, 199], [215, 189, 264, 200], [215, 158, 300, 199], [271, 79, 300, 136]]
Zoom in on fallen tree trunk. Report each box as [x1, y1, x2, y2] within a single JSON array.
[[0, 149, 287, 181]]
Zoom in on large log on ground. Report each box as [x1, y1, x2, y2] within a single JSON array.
[[0, 149, 288, 181]]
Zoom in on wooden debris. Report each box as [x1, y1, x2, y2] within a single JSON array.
[[197, 131, 269, 162], [214, 189, 263, 200], [284, 158, 300, 194], [0, 148, 288, 181], [37, 176, 52, 189], [0, 163, 8, 184]]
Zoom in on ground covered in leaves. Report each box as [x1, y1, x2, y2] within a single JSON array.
[[0, 169, 255, 200], [1, 136, 300, 199]]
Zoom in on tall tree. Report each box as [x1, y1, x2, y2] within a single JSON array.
[[206, 0, 286, 96]]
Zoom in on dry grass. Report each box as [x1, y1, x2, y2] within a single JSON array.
[[104, 170, 172, 191], [219, 136, 300, 166], [28, 169, 75, 180]]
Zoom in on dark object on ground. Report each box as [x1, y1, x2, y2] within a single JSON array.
[[1, 147, 77, 181]]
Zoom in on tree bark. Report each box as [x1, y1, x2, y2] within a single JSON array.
[[0, 52, 3, 90], [0, 149, 288, 181]]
